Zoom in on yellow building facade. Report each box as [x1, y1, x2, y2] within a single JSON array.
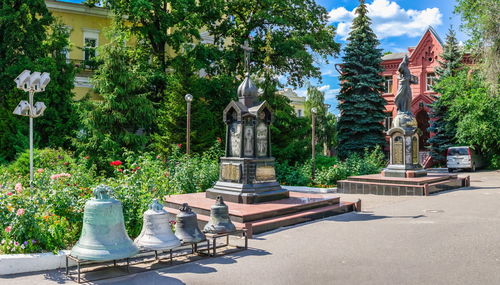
[[46, 0, 112, 99], [276, 88, 306, 117]]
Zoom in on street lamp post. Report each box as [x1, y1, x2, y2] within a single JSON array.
[[311, 107, 317, 180], [185, 94, 193, 155], [13, 70, 50, 188]]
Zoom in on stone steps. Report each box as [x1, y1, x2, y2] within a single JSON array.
[[164, 202, 354, 238], [163, 192, 353, 237]]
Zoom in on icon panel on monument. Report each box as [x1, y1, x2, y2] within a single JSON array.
[[393, 136, 404, 165], [244, 124, 254, 157]]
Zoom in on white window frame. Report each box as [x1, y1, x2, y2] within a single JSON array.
[[82, 28, 100, 63], [384, 76, 393, 94], [426, 72, 436, 92]]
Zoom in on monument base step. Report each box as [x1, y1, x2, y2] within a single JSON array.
[[164, 192, 353, 237], [337, 173, 468, 196]]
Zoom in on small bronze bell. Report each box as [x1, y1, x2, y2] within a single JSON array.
[[174, 203, 206, 243], [134, 199, 181, 250], [203, 196, 236, 234], [71, 185, 139, 261]]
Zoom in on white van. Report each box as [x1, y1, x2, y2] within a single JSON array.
[[447, 146, 486, 172]]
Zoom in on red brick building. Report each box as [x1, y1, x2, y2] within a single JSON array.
[[381, 27, 473, 155]]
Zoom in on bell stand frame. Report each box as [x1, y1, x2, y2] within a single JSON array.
[[64, 229, 248, 283], [198, 229, 248, 257], [64, 240, 210, 284]]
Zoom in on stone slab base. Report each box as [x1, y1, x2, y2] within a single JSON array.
[[337, 173, 467, 196], [206, 181, 289, 204], [164, 192, 353, 237], [383, 168, 428, 178]]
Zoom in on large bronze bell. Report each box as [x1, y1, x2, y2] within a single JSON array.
[[71, 185, 139, 261], [134, 199, 181, 250], [203, 196, 236, 234], [174, 203, 206, 243]]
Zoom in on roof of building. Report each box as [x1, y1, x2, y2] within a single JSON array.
[[277, 88, 306, 103], [46, 0, 110, 17], [381, 26, 444, 62], [381, 52, 408, 61]]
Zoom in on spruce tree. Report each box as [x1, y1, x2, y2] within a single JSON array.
[[337, 0, 386, 159], [0, 1, 77, 161], [73, 26, 155, 169], [427, 27, 462, 164]]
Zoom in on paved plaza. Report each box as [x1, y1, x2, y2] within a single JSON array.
[[3, 170, 499, 285]]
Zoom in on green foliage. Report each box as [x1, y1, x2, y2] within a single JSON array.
[[305, 85, 337, 155], [443, 71, 500, 156], [0, 146, 222, 253], [455, 0, 499, 94], [202, 0, 340, 87], [314, 147, 386, 186], [259, 76, 310, 163], [337, 0, 386, 159], [153, 54, 235, 156], [73, 26, 155, 170], [85, 0, 339, 159], [0, 1, 77, 161], [427, 27, 462, 164], [277, 147, 385, 187]]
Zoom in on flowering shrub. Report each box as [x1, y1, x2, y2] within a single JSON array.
[[0, 146, 221, 254]]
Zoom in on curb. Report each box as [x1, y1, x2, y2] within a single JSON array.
[[283, 186, 336, 194], [0, 250, 75, 275]]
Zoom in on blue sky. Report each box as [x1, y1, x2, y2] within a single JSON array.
[[61, 0, 466, 114], [301, 0, 468, 114]]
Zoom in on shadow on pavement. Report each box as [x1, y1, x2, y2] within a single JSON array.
[[93, 271, 185, 285], [326, 212, 426, 222]]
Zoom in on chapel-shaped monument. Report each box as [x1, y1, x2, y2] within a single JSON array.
[[205, 43, 289, 203]]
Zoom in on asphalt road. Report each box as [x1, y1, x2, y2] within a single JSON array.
[[3, 170, 499, 285]]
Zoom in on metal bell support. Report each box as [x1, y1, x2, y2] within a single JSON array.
[[203, 196, 236, 234], [71, 185, 139, 261], [174, 203, 206, 243], [134, 199, 181, 251]]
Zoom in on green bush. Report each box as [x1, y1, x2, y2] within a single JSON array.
[[0, 146, 222, 254], [314, 147, 386, 186], [277, 147, 386, 187]]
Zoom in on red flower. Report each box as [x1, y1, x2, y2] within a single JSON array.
[[110, 160, 123, 166], [177, 143, 182, 148], [117, 168, 123, 172], [217, 137, 222, 143]]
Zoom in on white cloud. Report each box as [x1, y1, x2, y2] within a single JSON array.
[[328, 0, 442, 39], [328, 7, 354, 22], [318, 85, 340, 100]]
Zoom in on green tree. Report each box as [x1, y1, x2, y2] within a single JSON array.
[[258, 32, 310, 163], [304, 85, 333, 155], [260, 77, 309, 163], [85, 0, 207, 101], [73, 26, 155, 169], [442, 70, 500, 158], [337, 0, 386, 159], [85, 0, 339, 157], [427, 27, 462, 164], [0, 1, 77, 162], [204, 0, 340, 87], [455, 0, 499, 95]]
